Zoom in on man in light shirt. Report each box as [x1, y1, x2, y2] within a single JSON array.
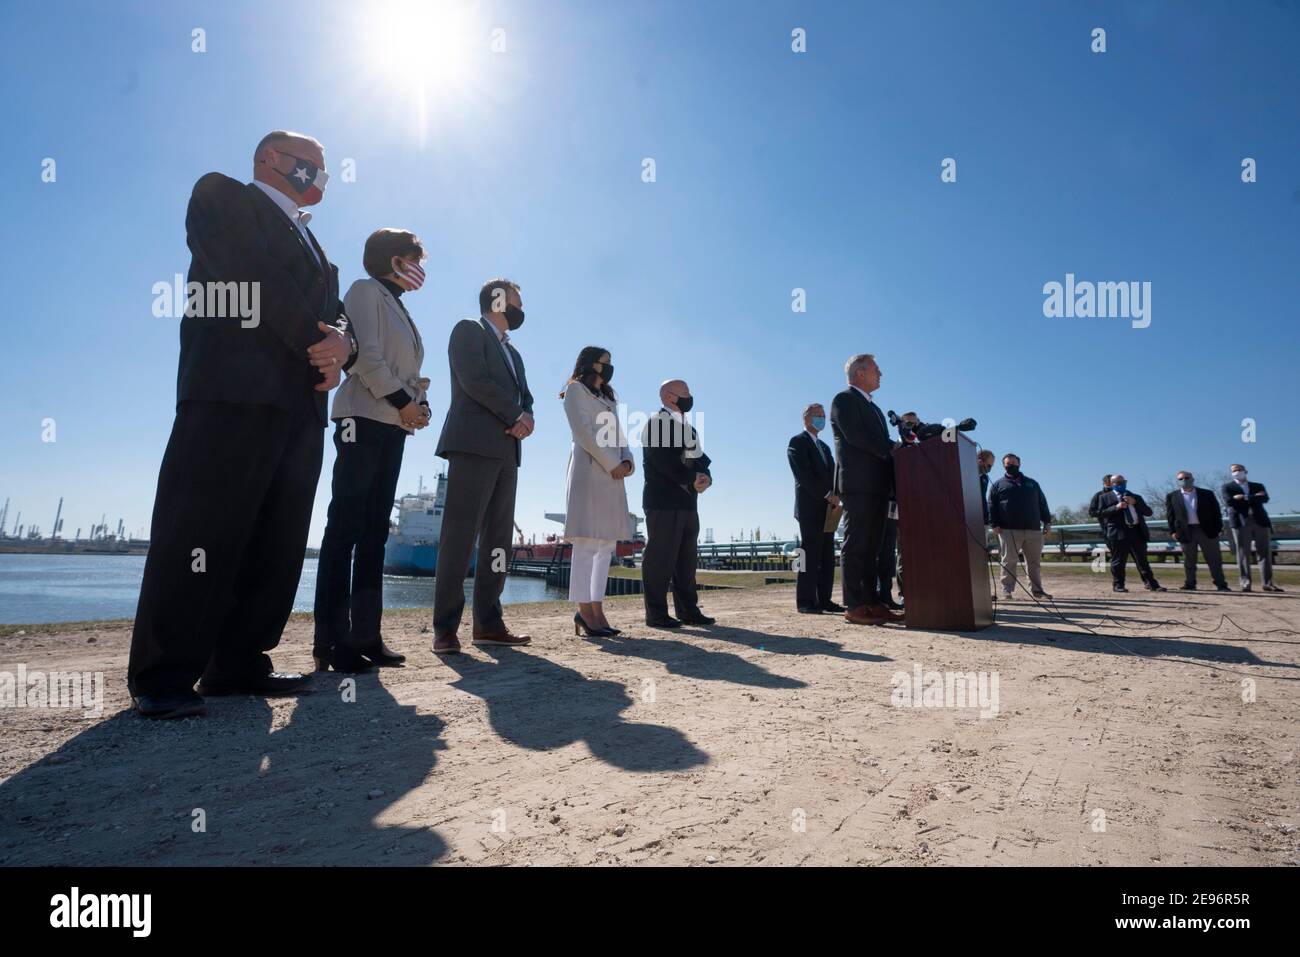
[[1163, 471, 1229, 591]]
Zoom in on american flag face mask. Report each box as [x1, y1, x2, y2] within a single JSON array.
[[393, 258, 426, 292]]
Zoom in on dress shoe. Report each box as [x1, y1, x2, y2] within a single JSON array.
[[646, 616, 682, 628], [133, 691, 206, 720], [197, 672, 311, 697], [1001, 592, 1015, 601], [1179, 583, 1197, 591], [432, 634, 461, 655], [820, 601, 845, 613], [868, 603, 904, 623], [363, 641, 406, 666], [881, 598, 904, 611], [1215, 583, 1231, 592], [1146, 582, 1167, 592], [1030, 589, 1052, 600], [1113, 585, 1128, 592], [1263, 584, 1284, 593], [845, 605, 887, 626], [330, 645, 374, 674], [1241, 585, 1252, 593], [679, 612, 716, 626], [472, 629, 531, 647], [797, 606, 822, 614]]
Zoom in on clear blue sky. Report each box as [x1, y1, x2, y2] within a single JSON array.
[[1, 0, 1297, 547]]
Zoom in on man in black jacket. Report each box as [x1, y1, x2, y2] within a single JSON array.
[[1221, 464, 1282, 592], [1164, 470, 1229, 591], [127, 131, 356, 719], [987, 453, 1053, 600], [786, 403, 842, 614], [830, 354, 903, 626], [1087, 474, 1114, 521], [1096, 472, 1165, 593], [641, 380, 714, 627]]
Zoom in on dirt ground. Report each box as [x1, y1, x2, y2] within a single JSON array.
[[1, 569, 1297, 866]]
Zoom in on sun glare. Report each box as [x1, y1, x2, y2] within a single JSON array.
[[359, 0, 479, 146]]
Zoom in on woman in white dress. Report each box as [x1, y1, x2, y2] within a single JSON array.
[[561, 346, 634, 637]]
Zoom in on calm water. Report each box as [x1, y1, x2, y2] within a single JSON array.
[[0, 553, 566, 625]]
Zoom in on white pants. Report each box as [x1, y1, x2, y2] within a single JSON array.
[[569, 537, 616, 602]]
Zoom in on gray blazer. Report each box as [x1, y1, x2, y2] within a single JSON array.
[[332, 278, 427, 429], [435, 316, 533, 465]]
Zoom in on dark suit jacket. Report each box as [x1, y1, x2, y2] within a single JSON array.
[[1164, 487, 1224, 539], [642, 409, 711, 511], [787, 430, 835, 523], [829, 388, 894, 496], [1220, 480, 1271, 529], [435, 317, 534, 466], [179, 173, 349, 424], [1097, 490, 1153, 542], [1087, 488, 1110, 519]]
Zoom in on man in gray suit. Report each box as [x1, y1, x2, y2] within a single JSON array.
[[431, 279, 535, 654]]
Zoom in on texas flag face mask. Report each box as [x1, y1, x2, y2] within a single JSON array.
[[277, 153, 329, 205]]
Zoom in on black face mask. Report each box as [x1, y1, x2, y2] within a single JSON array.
[[587, 362, 613, 384], [505, 304, 525, 330], [674, 395, 694, 414], [1005, 464, 1020, 476]]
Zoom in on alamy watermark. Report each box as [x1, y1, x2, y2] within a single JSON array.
[[1, 664, 104, 718], [1043, 273, 1151, 329], [890, 662, 1000, 719], [152, 274, 261, 327]]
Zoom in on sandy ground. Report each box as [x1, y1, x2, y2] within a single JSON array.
[[1, 569, 1297, 866]]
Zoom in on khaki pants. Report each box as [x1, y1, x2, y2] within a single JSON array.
[[997, 527, 1044, 595]]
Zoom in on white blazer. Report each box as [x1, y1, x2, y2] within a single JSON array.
[[332, 278, 427, 429], [563, 384, 633, 541]]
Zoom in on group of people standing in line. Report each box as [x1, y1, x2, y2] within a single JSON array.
[[122, 128, 1284, 722], [126, 129, 718, 719]]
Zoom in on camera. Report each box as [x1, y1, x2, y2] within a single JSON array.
[[887, 410, 977, 442]]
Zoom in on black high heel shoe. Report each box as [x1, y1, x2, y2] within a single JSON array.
[[574, 611, 616, 637]]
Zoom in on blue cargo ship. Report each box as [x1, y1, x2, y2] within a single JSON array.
[[384, 473, 474, 577]]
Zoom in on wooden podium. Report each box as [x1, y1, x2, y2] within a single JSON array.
[[891, 432, 993, 631]]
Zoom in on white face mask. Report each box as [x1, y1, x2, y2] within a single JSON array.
[[1232, 471, 1248, 483]]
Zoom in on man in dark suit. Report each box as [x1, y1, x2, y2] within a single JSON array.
[[830, 354, 903, 626], [431, 279, 536, 654], [786, 403, 842, 614], [128, 131, 356, 719], [1096, 472, 1166, 593], [1164, 471, 1229, 591], [1221, 464, 1282, 592], [641, 379, 714, 628]]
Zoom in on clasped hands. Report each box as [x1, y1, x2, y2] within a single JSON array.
[[506, 411, 535, 440], [309, 321, 351, 392], [398, 400, 430, 431]]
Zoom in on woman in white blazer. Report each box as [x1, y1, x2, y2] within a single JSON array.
[[314, 229, 431, 673], [562, 346, 634, 637]]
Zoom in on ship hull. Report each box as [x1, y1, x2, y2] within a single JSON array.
[[383, 541, 477, 577]]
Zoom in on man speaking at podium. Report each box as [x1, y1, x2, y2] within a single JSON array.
[[830, 354, 904, 627]]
